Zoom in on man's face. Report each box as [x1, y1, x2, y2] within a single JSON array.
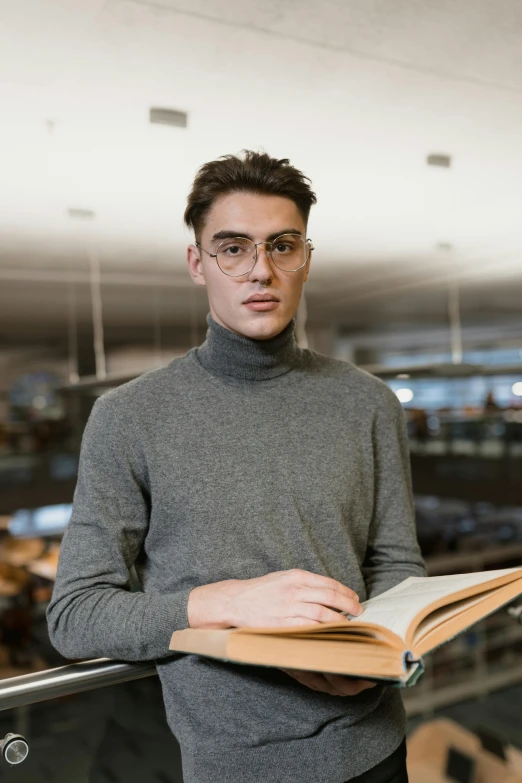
[[187, 192, 312, 340]]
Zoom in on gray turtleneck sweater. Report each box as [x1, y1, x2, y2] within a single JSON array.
[[47, 316, 426, 783]]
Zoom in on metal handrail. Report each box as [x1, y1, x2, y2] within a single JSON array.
[[0, 658, 157, 712], [1, 603, 521, 713]]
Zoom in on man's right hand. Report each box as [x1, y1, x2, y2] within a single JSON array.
[[187, 569, 363, 629]]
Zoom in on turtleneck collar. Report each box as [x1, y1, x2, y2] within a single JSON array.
[[195, 314, 303, 381]]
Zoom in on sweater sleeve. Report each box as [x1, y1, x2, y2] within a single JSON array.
[[362, 388, 427, 599], [46, 394, 192, 662]]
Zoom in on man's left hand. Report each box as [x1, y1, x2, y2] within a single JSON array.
[[280, 668, 377, 696]]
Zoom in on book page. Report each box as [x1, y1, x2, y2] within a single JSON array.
[[351, 567, 521, 642], [413, 590, 494, 641]]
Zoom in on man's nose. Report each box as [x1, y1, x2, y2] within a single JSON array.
[[249, 243, 273, 280]]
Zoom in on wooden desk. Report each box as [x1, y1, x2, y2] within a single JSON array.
[[26, 545, 60, 582], [408, 719, 522, 783], [0, 537, 45, 567]]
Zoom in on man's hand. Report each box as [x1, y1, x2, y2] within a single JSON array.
[[279, 668, 376, 696], [187, 568, 362, 629]]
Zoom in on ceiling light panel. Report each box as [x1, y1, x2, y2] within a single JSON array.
[[149, 108, 188, 128]]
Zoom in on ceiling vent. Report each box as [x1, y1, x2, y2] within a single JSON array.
[[150, 107, 188, 128], [67, 208, 95, 219], [427, 153, 452, 168]]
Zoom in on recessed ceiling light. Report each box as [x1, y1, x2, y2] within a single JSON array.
[[396, 388, 414, 404], [396, 374, 411, 379], [150, 107, 188, 128], [67, 208, 95, 219], [427, 153, 452, 168]]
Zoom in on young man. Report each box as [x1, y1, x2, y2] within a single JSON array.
[[48, 151, 425, 783]]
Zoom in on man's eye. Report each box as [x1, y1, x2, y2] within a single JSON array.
[[223, 244, 244, 255]]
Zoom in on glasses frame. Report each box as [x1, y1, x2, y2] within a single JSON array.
[[195, 233, 314, 277]]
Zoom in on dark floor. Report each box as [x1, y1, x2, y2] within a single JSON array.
[[0, 675, 521, 782]]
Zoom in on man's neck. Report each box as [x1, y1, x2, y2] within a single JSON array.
[[195, 313, 302, 381]]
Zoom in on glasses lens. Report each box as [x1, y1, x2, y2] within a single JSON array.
[[216, 238, 255, 276], [270, 234, 308, 271]]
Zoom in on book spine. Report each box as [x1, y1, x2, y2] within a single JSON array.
[[402, 650, 420, 669], [403, 660, 424, 688]]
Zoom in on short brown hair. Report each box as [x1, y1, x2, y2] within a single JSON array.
[[184, 150, 317, 241]]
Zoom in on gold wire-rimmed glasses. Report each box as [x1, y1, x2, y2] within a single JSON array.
[[195, 233, 314, 277]]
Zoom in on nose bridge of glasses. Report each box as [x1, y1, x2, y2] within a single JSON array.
[[252, 239, 273, 263]]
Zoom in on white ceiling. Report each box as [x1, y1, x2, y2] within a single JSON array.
[[1, 0, 522, 341]]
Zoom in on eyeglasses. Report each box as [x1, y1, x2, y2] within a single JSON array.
[[195, 233, 314, 277]]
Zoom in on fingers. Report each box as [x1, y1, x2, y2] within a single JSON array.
[[281, 669, 377, 696], [296, 586, 362, 618], [281, 668, 346, 696], [323, 674, 377, 696], [295, 603, 354, 624], [279, 668, 321, 691], [289, 570, 360, 603], [284, 570, 363, 622]]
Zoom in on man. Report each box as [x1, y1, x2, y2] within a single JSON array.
[[48, 150, 426, 783]]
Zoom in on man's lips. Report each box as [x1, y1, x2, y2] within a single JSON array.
[[243, 295, 280, 311], [243, 294, 280, 303]]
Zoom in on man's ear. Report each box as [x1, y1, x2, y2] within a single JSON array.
[[187, 244, 207, 288]]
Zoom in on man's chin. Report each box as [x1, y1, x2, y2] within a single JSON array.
[[241, 312, 290, 341], [210, 307, 293, 340]]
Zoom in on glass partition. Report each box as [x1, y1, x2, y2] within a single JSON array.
[[0, 675, 183, 782]]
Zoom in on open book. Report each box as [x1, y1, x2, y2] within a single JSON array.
[[169, 567, 522, 686]]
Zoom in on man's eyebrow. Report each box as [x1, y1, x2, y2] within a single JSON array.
[[266, 228, 303, 241], [211, 228, 303, 242], [211, 230, 254, 242]]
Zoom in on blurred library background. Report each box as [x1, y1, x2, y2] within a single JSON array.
[[1, 1, 522, 781]]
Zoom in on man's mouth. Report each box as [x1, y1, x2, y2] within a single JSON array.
[[244, 294, 280, 303], [243, 294, 280, 311]]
